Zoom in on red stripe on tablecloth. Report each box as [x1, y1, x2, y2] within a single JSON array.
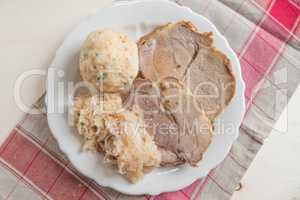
[[16, 124, 68, 165], [193, 170, 215, 200], [0, 131, 41, 174], [181, 179, 202, 198], [47, 169, 88, 200], [270, 0, 300, 30], [0, 159, 50, 200], [16, 122, 126, 200], [25, 149, 65, 193], [240, 0, 300, 101], [15, 125, 112, 200], [0, 130, 110, 200], [240, 58, 264, 100], [0, 129, 17, 155], [0, 130, 52, 199], [1, 127, 52, 200]]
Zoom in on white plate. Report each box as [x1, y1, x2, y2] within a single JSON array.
[[46, 0, 245, 195]]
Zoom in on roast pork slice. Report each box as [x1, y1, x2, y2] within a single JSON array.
[[127, 79, 212, 166], [138, 21, 236, 120]]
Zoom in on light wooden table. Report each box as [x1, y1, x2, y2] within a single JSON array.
[[0, 0, 299, 199]]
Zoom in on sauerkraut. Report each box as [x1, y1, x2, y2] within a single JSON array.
[[72, 93, 161, 183]]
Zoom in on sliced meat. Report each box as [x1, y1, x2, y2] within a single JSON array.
[[138, 21, 236, 120], [126, 79, 212, 166]]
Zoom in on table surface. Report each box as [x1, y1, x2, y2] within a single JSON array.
[[0, 0, 299, 199]]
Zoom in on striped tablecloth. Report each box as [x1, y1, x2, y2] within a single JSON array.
[[1, 0, 300, 199]]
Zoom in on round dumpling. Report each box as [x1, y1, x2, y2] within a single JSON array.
[[79, 29, 139, 93]]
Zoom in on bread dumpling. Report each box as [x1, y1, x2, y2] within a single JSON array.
[[80, 29, 139, 93]]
